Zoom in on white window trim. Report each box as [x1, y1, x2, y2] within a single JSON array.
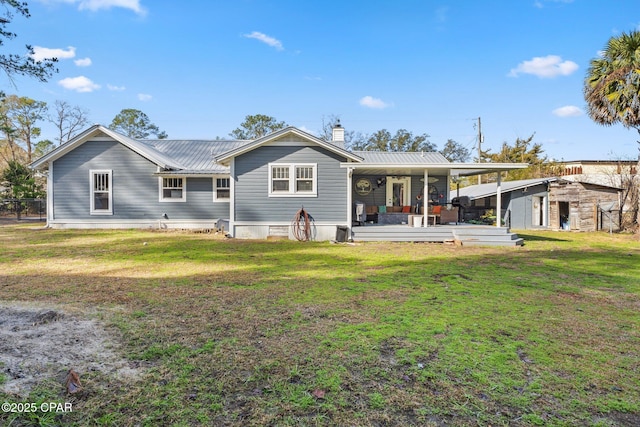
[[90, 169, 113, 215], [213, 175, 230, 202], [268, 163, 317, 197], [159, 176, 186, 202]]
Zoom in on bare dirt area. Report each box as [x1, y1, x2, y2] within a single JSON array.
[[0, 302, 141, 397]]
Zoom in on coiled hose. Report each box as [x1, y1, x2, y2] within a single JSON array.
[[291, 207, 314, 241]]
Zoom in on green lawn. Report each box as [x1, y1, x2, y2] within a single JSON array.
[[1, 224, 639, 426]]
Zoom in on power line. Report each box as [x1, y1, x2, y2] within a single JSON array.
[[476, 117, 482, 184]]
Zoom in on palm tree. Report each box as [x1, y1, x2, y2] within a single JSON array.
[[584, 30, 640, 229]]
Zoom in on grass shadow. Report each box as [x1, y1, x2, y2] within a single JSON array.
[[515, 232, 569, 242]]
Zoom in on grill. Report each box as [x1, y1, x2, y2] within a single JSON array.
[[451, 196, 470, 208]]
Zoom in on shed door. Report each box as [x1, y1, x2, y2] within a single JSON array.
[[532, 196, 547, 227], [570, 202, 580, 230]]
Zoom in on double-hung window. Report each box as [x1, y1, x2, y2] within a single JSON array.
[[90, 170, 112, 215], [160, 177, 186, 202], [213, 176, 230, 202], [268, 163, 317, 197]]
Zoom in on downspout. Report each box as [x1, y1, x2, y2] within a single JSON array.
[[46, 162, 53, 227], [496, 172, 502, 228]]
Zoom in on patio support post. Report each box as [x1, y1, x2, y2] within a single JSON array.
[[347, 167, 353, 234], [229, 160, 236, 237], [496, 171, 502, 228], [423, 169, 429, 227]]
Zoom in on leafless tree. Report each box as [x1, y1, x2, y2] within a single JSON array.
[[49, 100, 90, 145], [606, 159, 640, 231]]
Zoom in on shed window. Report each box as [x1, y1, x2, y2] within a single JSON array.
[[90, 170, 112, 215], [160, 177, 186, 202], [269, 163, 317, 197]]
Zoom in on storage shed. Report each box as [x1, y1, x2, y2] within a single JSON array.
[[452, 178, 622, 232], [548, 180, 621, 232]]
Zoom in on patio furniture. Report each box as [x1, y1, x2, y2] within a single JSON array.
[[429, 205, 442, 224], [365, 205, 379, 223], [439, 206, 459, 224]]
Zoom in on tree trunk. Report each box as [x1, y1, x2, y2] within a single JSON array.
[[636, 158, 640, 232], [636, 134, 640, 232]]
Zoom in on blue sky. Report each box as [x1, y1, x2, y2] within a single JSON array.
[[6, 0, 640, 160]]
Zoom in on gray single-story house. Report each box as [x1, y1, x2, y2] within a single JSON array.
[[30, 124, 527, 241], [451, 177, 622, 231]]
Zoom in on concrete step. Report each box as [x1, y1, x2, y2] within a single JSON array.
[[459, 237, 524, 247]]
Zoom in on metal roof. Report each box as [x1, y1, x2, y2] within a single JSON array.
[[141, 139, 249, 173], [31, 125, 529, 179], [450, 178, 559, 200], [353, 151, 449, 164]]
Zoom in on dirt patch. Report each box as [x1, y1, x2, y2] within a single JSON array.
[[0, 302, 141, 396]]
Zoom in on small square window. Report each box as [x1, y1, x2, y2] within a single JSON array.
[[160, 177, 186, 202], [214, 176, 230, 201], [271, 166, 290, 193], [295, 166, 314, 192]]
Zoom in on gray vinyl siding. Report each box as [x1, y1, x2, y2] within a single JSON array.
[[411, 175, 448, 204], [52, 139, 229, 220], [351, 175, 387, 209], [507, 184, 546, 229], [351, 174, 448, 210], [234, 146, 348, 222]]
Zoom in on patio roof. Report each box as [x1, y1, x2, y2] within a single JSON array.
[[342, 160, 529, 176], [451, 178, 559, 200]]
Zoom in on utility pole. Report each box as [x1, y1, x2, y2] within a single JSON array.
[[477, 117, 482, 185]]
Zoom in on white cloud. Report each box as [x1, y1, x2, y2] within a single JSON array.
[[74, 57, 92, 67], [41, 0, 146, 15], [31, 46, 76, 62], [508, 55, 578, 78], [534, 0, 574, 7], [243, 31, 284, 51], [58, 76, 100, 92], [137, 93, 152, 101], [52, 0, 147, 15], [107, 84, 126, 91], [553, 105, 583, 117], [359, 96, 391, 109]]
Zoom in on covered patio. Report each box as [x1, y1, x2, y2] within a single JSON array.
[[342, 154, 528, 245]]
